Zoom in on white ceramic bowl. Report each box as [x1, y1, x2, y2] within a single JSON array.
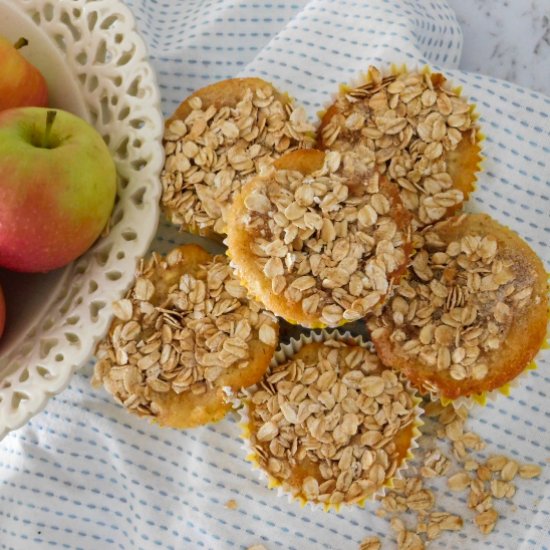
[[0, 0, 164, 439]]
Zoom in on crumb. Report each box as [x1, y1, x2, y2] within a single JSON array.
[[225, 499, 238, 510], [359, 535, 381, 550]]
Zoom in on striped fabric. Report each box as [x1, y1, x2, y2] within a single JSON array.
[[1, 1, 549, 549]]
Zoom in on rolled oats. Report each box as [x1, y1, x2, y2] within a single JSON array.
[[474, 508, 499, 534], [230, 151, 411, 326], [359, 536, 381, 550], [447, 471, 470, 491], [93, 248, 278, 423], [162, 80, 314, 235], [320, 66, 479, 228], [248, 339, 417, 505], [519, 463, 542, 479]]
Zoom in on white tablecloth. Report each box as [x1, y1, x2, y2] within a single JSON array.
[[1, 1, 549, 549]]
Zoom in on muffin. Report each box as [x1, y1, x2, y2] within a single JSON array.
[[368, 213, 548, 402], [161, 77, 314, 239], [318, 66, 482, 229], [243, 334, 421, 508], [93, 244, 279, 428], [225, 148, 412, 328]]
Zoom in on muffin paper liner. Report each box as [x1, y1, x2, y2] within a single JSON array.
[[231, 329, 424, 512]]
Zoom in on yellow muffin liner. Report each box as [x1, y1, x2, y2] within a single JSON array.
[[233, 329, 424, 512], [316, 64, 485, 221]]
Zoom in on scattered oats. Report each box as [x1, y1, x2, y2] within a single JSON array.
[[397, 530, 424, 550], [464, 459, 479, 472], [428, 512, 463, 535], [500, 460, 519, 482], [406, 489, 435, 511], [420, 448, 451, 478], [359, 536, 381, 550], [519, 463, 542, 479], [476, 465, 492, 481], [447, 471, 471, 491], [378, 402, 543, 546], [474, 508, 499, 534], [486, 455, 508, 472], [490, 479, 515, 499]]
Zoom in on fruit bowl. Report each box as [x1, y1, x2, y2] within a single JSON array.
[[0, 0, 163, 439]]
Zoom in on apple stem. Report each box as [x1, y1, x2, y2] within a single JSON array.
[[43, 110, 57, 149], [14, 37, 29, 50]]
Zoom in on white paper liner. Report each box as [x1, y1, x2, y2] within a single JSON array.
[[232, 329, 424, 512]]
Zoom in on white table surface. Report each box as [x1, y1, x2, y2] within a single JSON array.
[[448, 0, 550, 95]]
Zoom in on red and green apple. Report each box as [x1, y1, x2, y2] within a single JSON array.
[[0, 107, 117, 272], [0, 36, 48, 110]]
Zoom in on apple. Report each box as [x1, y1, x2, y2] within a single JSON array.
[[0, 36, 48, 110], [0, 107, 117, 272], [0, 282, 5, 340]]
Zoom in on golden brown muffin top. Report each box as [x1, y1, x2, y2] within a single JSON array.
[[247, 339, 418, 506], [161, 78, 314, 238], [369, 213, 548, 399], [93, 244, 278, 428], [318, 66, 481, 229]]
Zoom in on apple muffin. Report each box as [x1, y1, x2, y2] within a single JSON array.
[[161, 77, 314, 240], [93, 244, 279, 428], [225, 148, 412, 328], [243, 336, 420, 508], [368, 213, 549, 402], [318, 66, 482, 229]]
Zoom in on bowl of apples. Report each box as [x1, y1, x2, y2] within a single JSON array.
[[0, 0, 164, 439]]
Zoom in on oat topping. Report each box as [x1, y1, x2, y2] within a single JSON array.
[[162, 83, 314, 235], [370, 220, 535, 388], [248, 340, 417, 506], [93, 248, 278, 418], [320, 66, 478, 228], [235, 151, 411, 326]]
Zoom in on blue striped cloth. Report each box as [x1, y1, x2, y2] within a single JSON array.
[[1, 1, 549, 549]]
